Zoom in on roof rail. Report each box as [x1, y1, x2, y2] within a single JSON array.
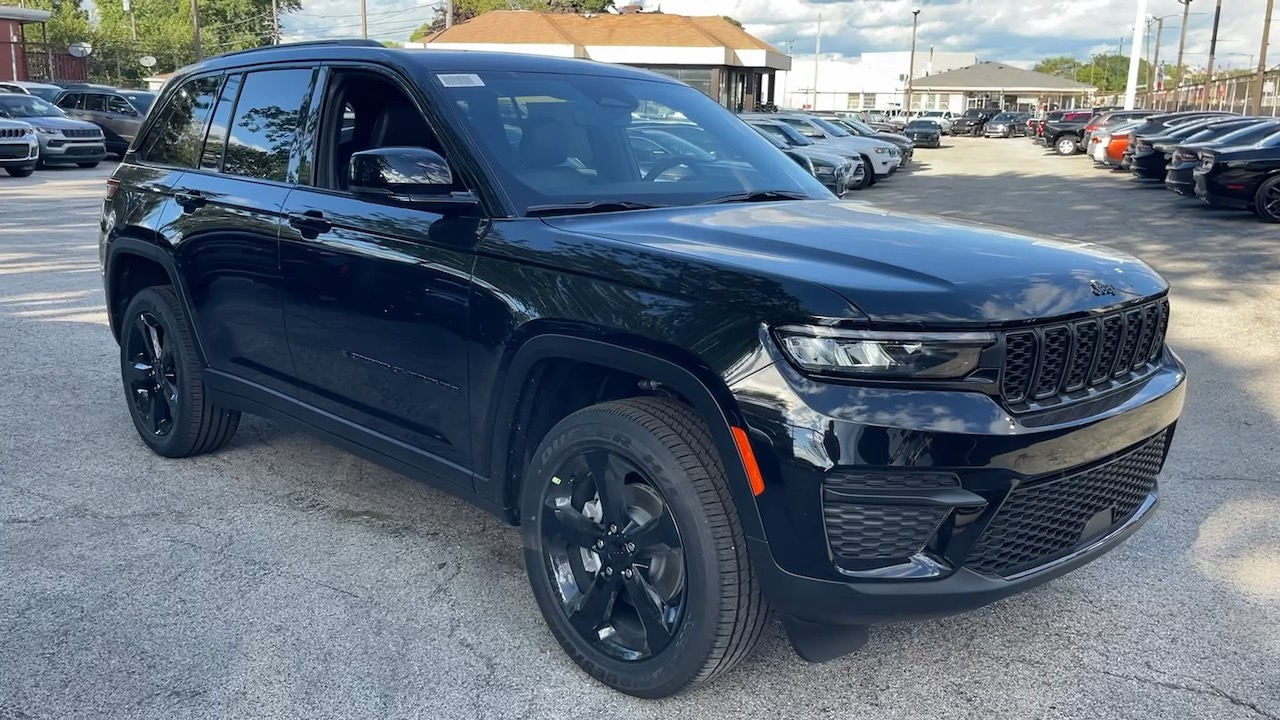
[[208, 38, 386, 61]]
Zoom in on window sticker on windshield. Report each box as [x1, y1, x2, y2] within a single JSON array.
[[438, 74, 485, 88]]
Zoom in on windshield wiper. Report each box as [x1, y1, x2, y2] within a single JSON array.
[[699, 190, 811, 205], [526, 201, 664, 217]]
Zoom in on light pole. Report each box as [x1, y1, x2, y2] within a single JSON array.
[[812, 13, 822, 110], [905, 8, 921, 114], [1173, 0, 1193, 100], [1201, 0, 1223, 109], [1249, 0, 1274, 115], [1124, 0, 1147, 110]]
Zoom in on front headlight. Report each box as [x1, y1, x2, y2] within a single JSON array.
[[35, 127, 61, 135], [775, 326, 995, 379], [873, 146, 891, 154], [814, 164, 836, 176]]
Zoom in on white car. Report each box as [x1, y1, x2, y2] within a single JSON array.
[[761, 114, 902, 182], [0, 117, 39, 177], [0, 80, 64, 103]]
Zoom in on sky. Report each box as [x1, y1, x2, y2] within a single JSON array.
[[282, 0, 1275, 73]]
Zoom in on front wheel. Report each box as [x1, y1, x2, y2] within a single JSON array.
[[1056, 136, 1079, 155], [4, 165, 34, 177], [77, 161, 101, 169], [1254, 175, 1280, 223], [521, 398, 767, 698]]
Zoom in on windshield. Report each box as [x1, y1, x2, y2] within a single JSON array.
[[749, 124, 789, 149], [840, 117, 878, 134], [0, 94, 65, 118], [906, 120, 935, 129], [120, 92, 156, 113], [990, 112, 1015, 123], [1212, 122, 1280, 146], [963, 109, 984, 118], [806, 116, 850, 137], [440, 71, 828, 214], [922, 111, 944, 117]]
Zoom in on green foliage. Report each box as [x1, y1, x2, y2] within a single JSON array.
[[25, 0, 298, 86], [721, 16, 743, 29], [411, 0, 615, 40], [1033, 53, 1163, 93]]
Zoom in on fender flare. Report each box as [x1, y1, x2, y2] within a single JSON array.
[[487, 333, 767, 543], [104, 235, 206, 364]]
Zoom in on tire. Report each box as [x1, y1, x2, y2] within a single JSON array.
[[860, 155, 876, 187], [521, 397, 767, 698], [1055, 135, 1079, 156], [119, 286, 240, 458], [4, 166, 34, 177], [77, 161, 101, 169], [1254, 175, 1280, 223]]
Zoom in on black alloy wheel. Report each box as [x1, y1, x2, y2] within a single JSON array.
[[124, 309, 179, 438], [521, 398, 767, 698], [1254, 175, 1280, 223], [119, 286, 240, 457]]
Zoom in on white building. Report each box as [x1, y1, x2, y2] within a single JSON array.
[[775, 50, 976, 111]]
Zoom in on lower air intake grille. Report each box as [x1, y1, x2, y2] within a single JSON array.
[[824, 504, 950, 560]]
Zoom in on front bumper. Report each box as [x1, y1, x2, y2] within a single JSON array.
[[38, 134, 107, 163], [731, 346, 1186, 627], [0, 139, 39, 166]]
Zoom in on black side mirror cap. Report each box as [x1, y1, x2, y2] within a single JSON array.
[[348, 147, 480, 214]]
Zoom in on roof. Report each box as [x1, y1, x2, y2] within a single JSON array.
[[0, 6, 52, 22], [911, 62, 1094, 92], [418, 11, 779, 52]]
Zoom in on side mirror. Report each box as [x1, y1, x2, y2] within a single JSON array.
[[348, 147, 479, 213]]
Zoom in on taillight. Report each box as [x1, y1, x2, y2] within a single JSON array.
[[105, 176, 120, 200], [1174, 149, 1199, 163], [1199, 156, 1215, 171]]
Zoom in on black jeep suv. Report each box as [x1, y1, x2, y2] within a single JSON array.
[[100, 41, 1186, 698]]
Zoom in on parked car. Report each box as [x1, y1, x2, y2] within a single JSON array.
[[116, 89, 158, 114], [1088, 119, 1144, 166], [0, 80, 71, 101], [914, 110, 956, 134], [745, 120, 862, 195], [815, 113, 915, 166], [984, 111, 1030, 138], [0, 92, 106, 168], [950, 107, 995, 136], [1194, 130, 1280, 220], [903, 119, 942, 147], [1165, 120, 1280, 196], [103, 41, 1185, 698], [54, 87, 149, 156], [1130, 117, 1261, 181], [1033, 110, 1092, 145], [1043, 113, 1094, 155], [740, 112, 901, 183], [1082, 109, 1157, 149], [0, 117, 38, 177], [746, 118, 872, 190]]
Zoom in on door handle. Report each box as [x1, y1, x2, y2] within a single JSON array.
[[288, 210, 332, 236], [173, 190, 207, 212]]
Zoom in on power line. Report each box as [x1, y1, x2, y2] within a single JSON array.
[[289, 2, 441, 21]]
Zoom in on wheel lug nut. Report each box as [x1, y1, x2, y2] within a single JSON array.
[[608, 524, 618, 534], [593, 539, 604, 550], [622, 568, 633, 579], [624, 542, 635, 553], [604, 567, 614, 576]]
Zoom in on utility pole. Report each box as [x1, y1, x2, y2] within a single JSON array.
[[191, 0, 202, 60], [271, 0, 279, 44], [1150, 16, 1165, 106], [812, 13, 821, 110], [1201, 0, 1222, 110], [1124, 0, 1147, 110], [445, 0, 454, 29], [1173, 0, 1193, 98], [1250, 0, 1275, 115], [905, 8, 920, 114], [360, 0, 368, 38]]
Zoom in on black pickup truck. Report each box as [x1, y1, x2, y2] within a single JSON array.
[[1042, 112, 1093, 155], [950, 108, 995, 136]]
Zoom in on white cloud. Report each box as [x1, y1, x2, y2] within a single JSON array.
[[281, 0, 1274, 73]]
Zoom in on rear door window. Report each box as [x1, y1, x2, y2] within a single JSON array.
[[107, 95, 136, 114], [55, 93, 81, 110], [222, 68, 312, 182], [137, 75, 222, 168], [84, 94, 109, 112]]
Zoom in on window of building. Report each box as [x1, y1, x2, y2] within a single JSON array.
[[137, 75, 221, 168], [223, 68, 312, 182], [862, 93, 877, 109], [846, 93, 859, 110]]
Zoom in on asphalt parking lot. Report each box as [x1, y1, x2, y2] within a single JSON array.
[[2, 140, 1278, 720]]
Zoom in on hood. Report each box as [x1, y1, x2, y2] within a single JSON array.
[[872, 132, 911, 146], [543, 200, 1167, 326], [906, 126, 940, 136], [0, 118, 33, 131], [20, 115, 101, 132], [794, 146, 853, 167], [818, 135, 897, 153]]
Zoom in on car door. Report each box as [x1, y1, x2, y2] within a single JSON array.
[[278, 65, 476, 483], [55, 92, 83, 119], [158, 69, 314, 396], [103, 93, 144, 147]]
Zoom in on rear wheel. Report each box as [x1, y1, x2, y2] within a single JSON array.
[[1056, 135, 1079, 155], [1254, 175, 1280, 223], [77, 161, 101, 169], [521, 398, 767, 698], [120, 286, 240, 457]]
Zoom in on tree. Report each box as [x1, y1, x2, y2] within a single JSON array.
[[411, 0, 615, 40], [1032, 53, 1156, 93], [721, 16, 743, 28]]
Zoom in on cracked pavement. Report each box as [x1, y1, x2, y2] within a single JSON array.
[[2, 140, 1279, 719]]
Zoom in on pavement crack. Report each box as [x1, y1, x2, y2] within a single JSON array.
[[1097, 668, 1278, 719], [162, 537, 363, 600]]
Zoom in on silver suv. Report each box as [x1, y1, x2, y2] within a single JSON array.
[[0, 118, 38, 177], [54, 89, 144, 157], [0, 93, 105, 168]]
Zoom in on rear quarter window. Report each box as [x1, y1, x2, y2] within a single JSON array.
[[137, 75, 221, 168]]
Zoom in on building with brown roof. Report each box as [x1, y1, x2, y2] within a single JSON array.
[[408, 10, 791, 110]]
